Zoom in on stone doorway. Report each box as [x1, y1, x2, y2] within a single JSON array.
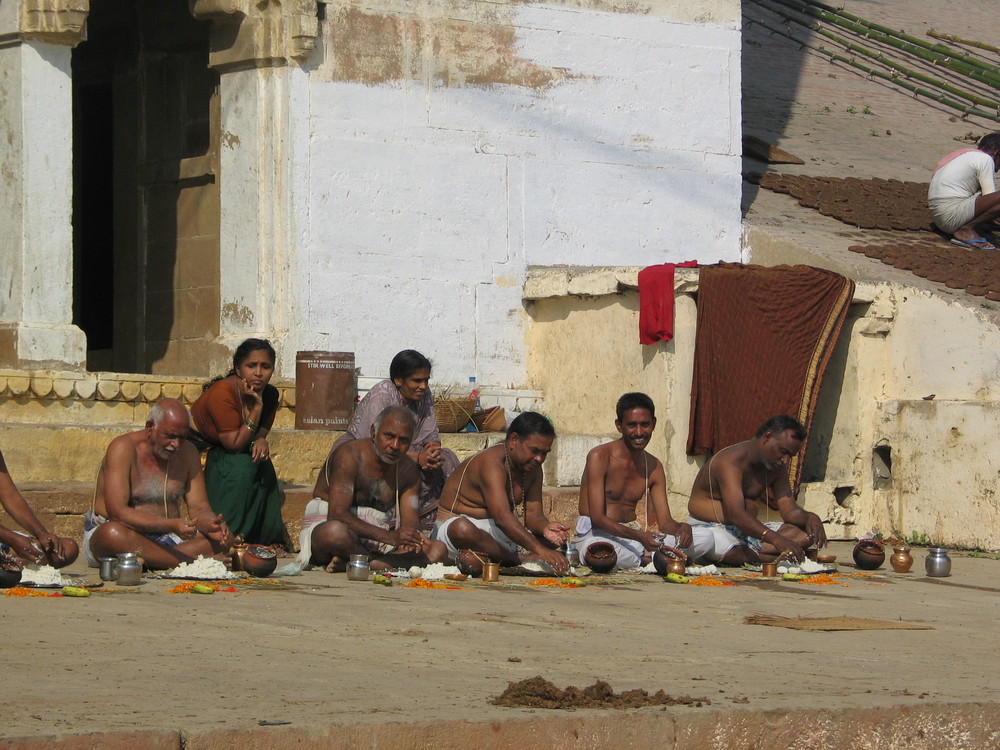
[[72, 0, 220, 375]]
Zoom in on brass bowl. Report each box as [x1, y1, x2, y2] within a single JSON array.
[[242, 545, 278, 577]]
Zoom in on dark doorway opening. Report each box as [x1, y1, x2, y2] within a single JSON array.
[[72, 0, 219, 374]]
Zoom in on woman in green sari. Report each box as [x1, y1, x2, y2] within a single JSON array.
[[191, 339, 285, 546]]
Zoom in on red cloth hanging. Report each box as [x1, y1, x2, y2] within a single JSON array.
[[638, 261, 698, 344]]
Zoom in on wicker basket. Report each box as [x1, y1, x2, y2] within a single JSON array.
[[434, 398, 476, 432]]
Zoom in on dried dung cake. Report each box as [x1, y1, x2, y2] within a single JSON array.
[[750, 172, 934, 231], [492, 676, 709, 709]]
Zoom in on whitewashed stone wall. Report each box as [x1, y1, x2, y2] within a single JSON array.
[[262, 0, 742, 386]]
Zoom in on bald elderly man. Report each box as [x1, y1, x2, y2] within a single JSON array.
[[84, 399, 232, 569]]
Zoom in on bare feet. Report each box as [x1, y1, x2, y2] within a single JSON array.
[[325, 555, 345, 573]]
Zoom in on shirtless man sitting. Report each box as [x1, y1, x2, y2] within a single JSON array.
[[305, 406, 448, 572], [575, 393, 713, 571], [0, 449, 79, 569], [84, 399, 232, 569], [685, 414, 826, 565], [432, 412, 569, 575]]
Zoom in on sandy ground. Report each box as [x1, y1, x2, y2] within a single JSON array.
[[742, 0, 1000, 285], [2, 541, 1000, 740]]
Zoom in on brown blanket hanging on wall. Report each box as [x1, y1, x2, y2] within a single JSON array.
[[686, 263, 855, 488]]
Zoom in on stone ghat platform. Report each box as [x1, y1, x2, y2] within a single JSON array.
[[3, 542, 1000, 749]]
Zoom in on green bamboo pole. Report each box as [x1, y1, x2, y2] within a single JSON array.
[[753, 0, 1000, 111], [927, 29, 1000, 58], [794, 0, 1000, 77], [743, 13, 1000, 123], [759, 0, 1000, 88]]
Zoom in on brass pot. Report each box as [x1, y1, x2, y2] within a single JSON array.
[[852, 539, 885, 570], [231, 543, 247, 572], [890, 545, 913, 573], [242, 545, 278, 577]]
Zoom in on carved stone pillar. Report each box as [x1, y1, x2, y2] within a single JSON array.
[[192, 1, 318, 366], [0, 1, 89, 368]]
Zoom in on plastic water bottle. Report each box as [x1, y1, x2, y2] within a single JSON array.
[[469, 377, 481, 409], [465, 377, 481, 431]]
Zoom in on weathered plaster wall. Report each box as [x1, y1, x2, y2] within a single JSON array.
[[526, 271, 1000, 548], [525, 267, 701, 522], [275, 0, 741, 386]]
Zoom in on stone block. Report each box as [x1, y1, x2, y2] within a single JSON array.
[[541, 486, 579, 529], [546, 434, 604, 487], [176, 181, 220, 240], [175, 236, 220, 290]]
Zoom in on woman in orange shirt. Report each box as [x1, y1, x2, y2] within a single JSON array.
[[191, 339, 285, 546]]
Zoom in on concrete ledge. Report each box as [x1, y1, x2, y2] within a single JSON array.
[[6, 702, 1000, 750]]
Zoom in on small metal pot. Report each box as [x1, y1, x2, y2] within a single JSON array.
[[925, 547, 952, 577], [761, 562, 778, 577], [98, 557, 118, 581], [115, 552, 142, 586], [346, 554, 371, 581]]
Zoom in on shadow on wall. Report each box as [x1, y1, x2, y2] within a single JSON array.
[[800, 300, 860, 482]]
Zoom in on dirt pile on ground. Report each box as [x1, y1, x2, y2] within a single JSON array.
[[848, 240, 1000, 299], [492, 676, 710, 710], [750, 172, 934, 231]]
